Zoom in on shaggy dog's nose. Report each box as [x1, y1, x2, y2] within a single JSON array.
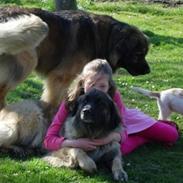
[[80, 104, 93, 123], [82, 105, 91, 115]]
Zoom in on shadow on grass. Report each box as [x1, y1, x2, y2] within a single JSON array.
[[144, 30, 183, 47], [0, 137, 182, 183], [124, 136, 183, 182], [0, 0, 22, 5], [73, 166, 116, 183], [7, 79, 42, 102]]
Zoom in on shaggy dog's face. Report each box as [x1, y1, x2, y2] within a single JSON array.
[[109, 24, 150, 76], [73, 89, 121, 135]]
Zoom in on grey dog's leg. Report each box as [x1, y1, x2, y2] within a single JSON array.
[[43, 147, 97, 173], [72, 148, 97, 173], [110, 142, 128, 181], [43, 147, 78, 168], [112, 154, 128, 181]]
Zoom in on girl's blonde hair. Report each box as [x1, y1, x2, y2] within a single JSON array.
[[65, 59, 117, 110]]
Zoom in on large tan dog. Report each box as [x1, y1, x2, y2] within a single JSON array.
[[0, 100, 50, 157], [0, 6, 150, 110], [133, 86, 183, 120]]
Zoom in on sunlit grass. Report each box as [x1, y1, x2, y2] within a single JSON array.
[[0, 1, 183, 183]]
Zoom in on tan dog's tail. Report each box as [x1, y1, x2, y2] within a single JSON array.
[[132, 86, 160, 99], [0, 14, 48, 55]]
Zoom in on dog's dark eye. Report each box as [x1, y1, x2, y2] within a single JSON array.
[[97, 100, 109, 108], [136, 52, 142, 55], [133, 52, 143, 64], [133, 57, 139, 64], [136, 52, 144, 58], [82, 99, 88, 105], [77, 95, 89, 106]]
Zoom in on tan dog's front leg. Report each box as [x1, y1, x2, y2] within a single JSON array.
[[0, 50, 38, 110], [41, 73, 72, 109]]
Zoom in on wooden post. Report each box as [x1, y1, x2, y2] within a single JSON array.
[[54, 0, 77, 10]]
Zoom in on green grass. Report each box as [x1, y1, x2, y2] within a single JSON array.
[[1, 0, 183, 182]]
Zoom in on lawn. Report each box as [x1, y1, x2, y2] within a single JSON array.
[[0, 0, 183, 182]]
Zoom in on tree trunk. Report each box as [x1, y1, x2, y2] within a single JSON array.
[[55, 0, 77, 10]]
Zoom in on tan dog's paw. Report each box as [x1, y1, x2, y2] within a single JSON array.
[[113, 169, 128, 182]]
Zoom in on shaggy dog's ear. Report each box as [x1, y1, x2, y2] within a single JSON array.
[[70, 100, 79, 116], [109, 101, 122, 130], [69, 100, 79, 116]]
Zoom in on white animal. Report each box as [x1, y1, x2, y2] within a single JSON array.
[[132, 87, 183, 120]]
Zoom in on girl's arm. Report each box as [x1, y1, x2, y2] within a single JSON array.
[[113, 90, 128, 143], [61, 138, 97, 151], [44, 102, 97, 151], [91, 131, 121, 146], [43, 102, 68, 150], [113, 90, 126, 116]]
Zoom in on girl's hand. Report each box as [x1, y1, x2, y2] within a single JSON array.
[[64, 138, 97, 151], [62, 132, 124, 150], [91, 132, 121, 146]]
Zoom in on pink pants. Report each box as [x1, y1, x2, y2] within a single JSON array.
[[121, 121, 179, 155]]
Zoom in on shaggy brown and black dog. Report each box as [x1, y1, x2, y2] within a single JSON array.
[[43, 89, 128, 181], [0, 6, 150, 110]]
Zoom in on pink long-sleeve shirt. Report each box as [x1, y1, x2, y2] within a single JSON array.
[[44, 90, 157, 150]]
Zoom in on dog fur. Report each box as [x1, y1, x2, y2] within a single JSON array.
[[43, 89, 128, 181], [0, 6, 150, 110], [0, 100, 51, 157], [0, 10, 48, 110], [132, 86, 183, 120]]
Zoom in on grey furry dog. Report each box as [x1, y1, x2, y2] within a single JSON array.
[[43, 89, 128, 182]]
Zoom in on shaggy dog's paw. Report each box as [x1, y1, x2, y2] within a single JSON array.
[[79, 157, 97, 173], [113, 169, 128, 182]]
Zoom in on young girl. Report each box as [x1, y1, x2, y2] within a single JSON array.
[[44, 59, 179, 155]]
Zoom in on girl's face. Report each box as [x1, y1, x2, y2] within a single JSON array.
[[83, 74, 109, 93]]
